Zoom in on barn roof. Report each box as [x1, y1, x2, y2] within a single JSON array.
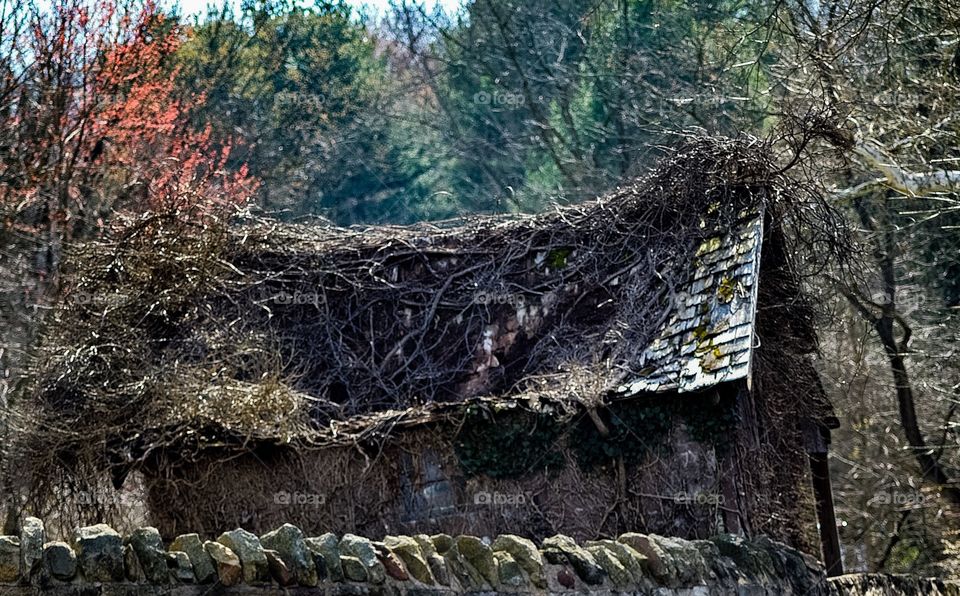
[[618, 213, 763, 395], [153, 211, 769, 448], [21, 136, 804, 457]]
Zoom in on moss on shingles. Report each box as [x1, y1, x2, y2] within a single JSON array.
[[695, 236, 723, 257], [717, 276, 736, 303]]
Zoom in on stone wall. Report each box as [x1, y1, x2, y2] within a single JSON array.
[[828, 574, 960, 595], [0, 518, 954, 595]]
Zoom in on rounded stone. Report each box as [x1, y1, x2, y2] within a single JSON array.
[[203, 541, 242, 587], [261, 523, 317, 587], [125, 527, 168, 584], [492, 534, 544, 587], [169, 534, 216, 584], [19, 517, 44, 579], [305, 533, 343, 582], [73, 524, 124, 582], [217, 528, 269, 584], [384, 536, 434, 584], [42, 541, 77, 582], [339, 534, 385, 584]]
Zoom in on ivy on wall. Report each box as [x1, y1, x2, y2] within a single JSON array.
[[676, 392, 739, 455], [570, 399, 673, 468], [454, 404, 565, 478], [453, 393, 739, 479]]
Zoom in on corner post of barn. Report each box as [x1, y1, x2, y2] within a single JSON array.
[[804, 420, 843, 577]]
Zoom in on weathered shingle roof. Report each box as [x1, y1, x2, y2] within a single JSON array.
[[618, 212, 763, 395]]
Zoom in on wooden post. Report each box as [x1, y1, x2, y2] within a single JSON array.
[[718, 449, 742, 535], [718, 382, 753, 536], [806, 424, 843, 577]]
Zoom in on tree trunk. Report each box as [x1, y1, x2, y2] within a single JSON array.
[[873, 318, 960, 505]]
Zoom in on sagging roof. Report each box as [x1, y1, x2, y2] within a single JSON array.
[[21, 136, 799, 455], [170, 212, 768, 448], [147, 211, 768, 450]]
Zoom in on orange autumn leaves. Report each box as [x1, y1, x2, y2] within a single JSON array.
[[91, 3, 255, 218], [2, 0, 256, 240]]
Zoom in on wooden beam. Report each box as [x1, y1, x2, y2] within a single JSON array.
[[808, 430, 843, 577], [718, 382, 752, 535]]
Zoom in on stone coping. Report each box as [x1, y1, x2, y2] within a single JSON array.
[[0, 518, 953, 595]]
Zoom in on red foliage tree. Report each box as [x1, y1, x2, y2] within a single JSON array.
[[0, 0, 254, 240], [0, 0, 255, 407], [89, 2, 255, 218]]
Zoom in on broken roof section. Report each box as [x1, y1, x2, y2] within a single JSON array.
[[23, 136, 799, 456], [619, 213, 763, 395]]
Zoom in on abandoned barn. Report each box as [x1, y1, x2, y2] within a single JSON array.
[[12, 136, 842, 574]]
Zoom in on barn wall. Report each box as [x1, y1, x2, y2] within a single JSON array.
[[143, 423, 727, 543], [744, 215, 832, 555]]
